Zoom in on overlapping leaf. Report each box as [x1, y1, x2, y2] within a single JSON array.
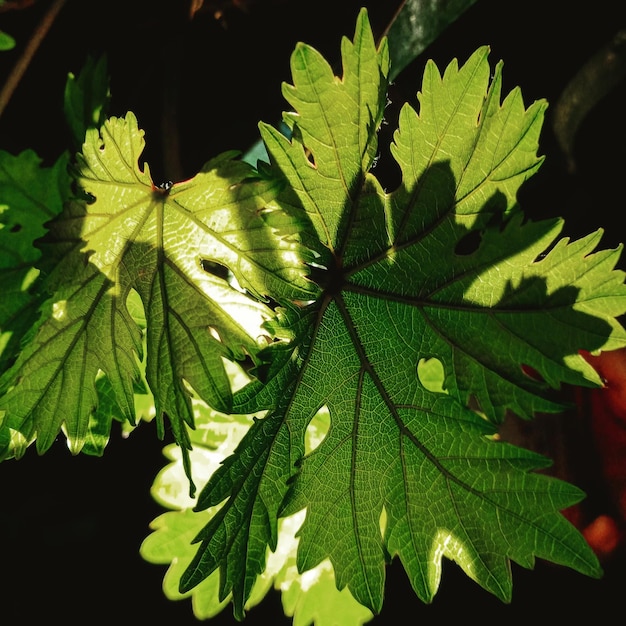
[[64, 54, 110, 148], [141, 393, 371, 625], [0, 112, 313, 480], [0, 150, 69, 375], [181, 8, 626, 618]]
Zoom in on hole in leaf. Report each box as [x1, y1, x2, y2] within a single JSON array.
[[126, 288, 146, 327], [304, 405, 330, 454], [521, 364, 544, 382], [417, 357, 448, 394], [305, 147, 316, 167], [208, 326, 221, 342], [20, 266, 39, 292], [10, 223, 22, 233], [454, 230, 482, 256], [379, 506, 387, 539], [223, 358, 253, 393], [200, 259, 230, 281]]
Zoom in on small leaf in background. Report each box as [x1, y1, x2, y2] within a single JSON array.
[[140, 386, 258, 619], [385, 0, 480, 80], [254, 511, 375, 626], [64, 54, 111, 148], [0, 30, 15, 51], [552, 29, 626, 173], [141, 508, 228, 618]]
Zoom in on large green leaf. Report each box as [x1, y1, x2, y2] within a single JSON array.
[[181, 8, 626, 617], [0, 112, 313, 489]]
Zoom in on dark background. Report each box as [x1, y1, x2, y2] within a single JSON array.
[[0, 0, 625, 623]]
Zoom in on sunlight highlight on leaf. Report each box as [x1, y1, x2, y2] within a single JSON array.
[[3, 7, 626, 624], [182, 9, 625, 618], [0, 110, 313, 485], [143, 395, 371, 625]]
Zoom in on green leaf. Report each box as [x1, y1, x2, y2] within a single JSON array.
[[182, 9, 626, 616], [268, 12, 389, 257], [142, 389, 373, 625], [0, 112, 312, 487], [142, 508, 230, 618], [385, 0, 480, 81], [253, 511, 375, 626], [140, 390, 255, 618], [0, 30, 15, 51], [64, 54, 111, 148], [0, 150, 70, 374]]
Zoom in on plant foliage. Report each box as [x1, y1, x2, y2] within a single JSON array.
[[2, 7, 626, 623]]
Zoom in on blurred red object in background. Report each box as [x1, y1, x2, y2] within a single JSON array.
[[577, 348, 626, 557]]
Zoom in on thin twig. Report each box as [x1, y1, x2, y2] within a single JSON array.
[[0, 0, 67, 120]]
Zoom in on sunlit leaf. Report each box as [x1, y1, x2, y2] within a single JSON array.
[[141, 508, 229, 619], [142, 396, 373, 626], [3, 7, 626, 623], [0, 112, 313, 492], [181, 9, 626, 617]]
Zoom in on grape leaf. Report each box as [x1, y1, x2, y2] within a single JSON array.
[[141, 392, 372, 625], [0, 112, 313, 487], [0, 150, 69, 375], [180, 8, 626, 618], [0, 50, 112, 395], [64, 54, 111, 148]]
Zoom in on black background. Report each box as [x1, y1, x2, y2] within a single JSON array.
[[1, 0, 625, 623]]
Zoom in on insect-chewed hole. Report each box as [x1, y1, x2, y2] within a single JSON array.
[[304, 405, 330, 454], [126, 287, 146, 327], [304, 148, 316, 167], [454, 230, 482, 256], [200, 259, 230, 281], [520, 363, 544, 382], [208, 326, 222, 342], [379, 506, 388, 539], [417, 357, 448, 394]]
